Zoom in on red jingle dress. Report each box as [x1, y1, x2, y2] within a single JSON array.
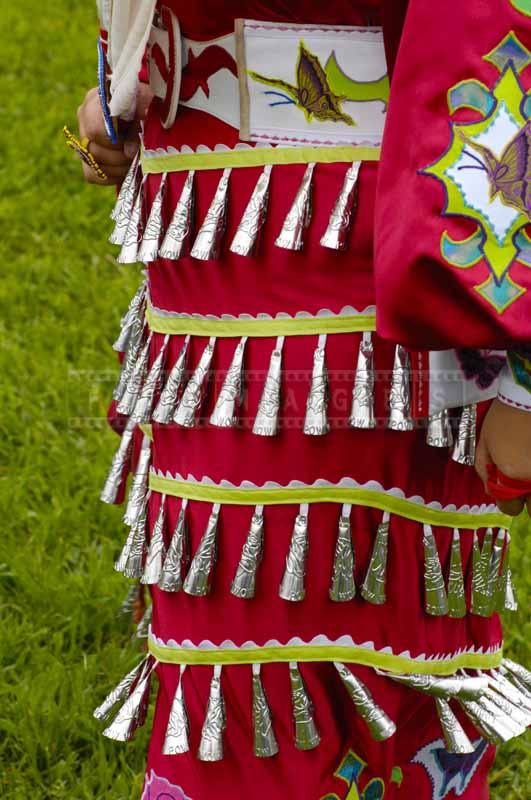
[[93, 2, 531, 799]]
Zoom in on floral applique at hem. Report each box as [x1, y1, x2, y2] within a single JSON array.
[[142, 770, 193, 800]]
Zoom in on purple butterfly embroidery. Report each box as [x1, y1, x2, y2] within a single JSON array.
[[458, 121, 531, 218], [457, 349, 505, 390]]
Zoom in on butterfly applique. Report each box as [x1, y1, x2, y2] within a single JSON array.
[[458, 121, 531, 219], [457, 349, 505, 390], [248, 40, 355, 126]]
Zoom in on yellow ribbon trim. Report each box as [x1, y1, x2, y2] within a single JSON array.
[[148, 474, 510, 530], [146, 305, 376, 338], [141, 144, 380, 174], [148, 638, 503, 675]]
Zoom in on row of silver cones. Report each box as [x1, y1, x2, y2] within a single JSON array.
[[110, 312, 479, 452], [109, 159, 362, 265], [94, 656, 531, 756], [112, 479, 516, 617]]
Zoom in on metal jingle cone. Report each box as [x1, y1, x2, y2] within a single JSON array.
[[279, 506, 309, 602], [484, 529, 505, 616], [113, 320, 145, 403], [113, 281, 147, 352], [138, 173, 167, 263], [494, 532, 510, 612], [110, 152, 139, 222], [490, 670, 531, 714], [100, 419, 135, 504], [94, 657, 147, 722], [122, 493, 150, 579], [349, 332, 376, 429], [102, 658, 156, 741], [452, 404, 477, 466], [118, 581, 142, 621], [329, 505, 356, 602], [117, 176, 146, 264], [116, 333, 153, 416], [115, 523, 140, 574], [159, 500, 188, 592], [435, 697, 475, 754], [334, 663, 396, 742], [320, 161, 360, 250], [275, 162, 315, 251], [304, 335, 330, 436], [503, 658, 531, 693], [130, 335, 170, 424], [361, 512, 390, 605], [191, 168, 231, 261], [152, 336, 190, 424], [198, 665, 226, 761], [477, 693, 526, 738], [163, 666, 190, 755], [386, 672, 487, 702], [123, 434, 151, 527], [174, 337, 216, 427], [387, 345, 414, 431], [109, 156, 140, 243], [426, 409, 454, 448], [141, 495, 167, 585], [183, 504, 220, 596], [458, 699, 506, 745], [210, 337, 247, 428], [472, 528, 493, 617], [159, 170, 195, 260], [423, 524, 449, 616], [504, 566, 518, 611], [447, 530, 467, 619], [252, 664, 279, 758], [230, 508, 264, 599], [136, 603, 152, 639], [483, 685, 530, 730], [253, 337, 283, 437], [498, 665, 531, 703], [289, 663, 320, 750], [230, 164, 272, 256]]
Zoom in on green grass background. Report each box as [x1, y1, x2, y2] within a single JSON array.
[[0, 1, 529, 797]]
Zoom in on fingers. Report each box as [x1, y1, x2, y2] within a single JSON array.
[[496, 496, 526, 517], [81, 162, 122, 186], [474, 431, 490, 488], [87, 141, 131, 167]]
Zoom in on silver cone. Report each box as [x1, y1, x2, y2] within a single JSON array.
[[361, 513, 390, 605], [452, 404, 477, 466], [174, 337, 215, 427], [210, 337, 247, 428], [191, 169, 231, 261], [304, 336, 329, 436], [388, 345, 414, 431], [253, 337, 283, 436], [198, 665, 226, 761], [138, 173, 167, 263], [350, 332, 376, 429], [152, 336, 190, 424], [230, 165, 272, 256], [159, 170, 196, 260], [334, 663, 396, 741], [231, 509, 264, 599], [320, 161, 360, 250], [183, 504, 220, 596], [423, 524, 449, 616], [289, 663, 320, 750], [275, 163, 314, 251], [329, 506, 356, 602], [279, 508, 309, 602], [252, 664, 279, 757], [163, 666, 190, 754]]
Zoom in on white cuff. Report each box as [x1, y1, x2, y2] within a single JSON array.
[[497, 363, 531, 411]]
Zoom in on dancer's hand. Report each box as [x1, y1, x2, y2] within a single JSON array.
[[475, 398, 531, 515], [76, 84, 153, 185]]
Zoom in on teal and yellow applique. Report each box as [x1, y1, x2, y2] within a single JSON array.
[[421, 32, 531, 313], [321, 749, 402, 799], [507, 349, 531, 391]]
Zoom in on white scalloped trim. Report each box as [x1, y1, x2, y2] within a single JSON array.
[[150, 471, 500, 516], [149, 303, 376, 322], [149, 631, 502, 662], [143, 142, 274, 158]]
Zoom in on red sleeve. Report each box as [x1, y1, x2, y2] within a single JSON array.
[[375, 0, 531, 350]]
